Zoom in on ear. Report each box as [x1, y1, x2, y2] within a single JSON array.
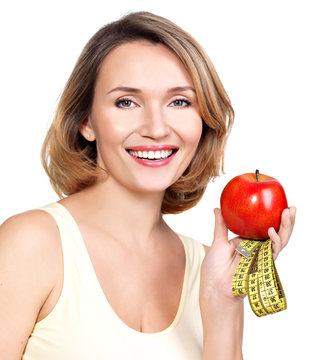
[[79, 118, 96, 142]]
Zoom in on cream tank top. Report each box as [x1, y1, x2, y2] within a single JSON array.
[[22, 203, 205, 360]]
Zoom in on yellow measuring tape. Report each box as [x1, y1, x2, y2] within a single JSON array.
[[232, 239, 287, 317]]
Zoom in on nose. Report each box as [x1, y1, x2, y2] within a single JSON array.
[[138, 106, 171, 140]]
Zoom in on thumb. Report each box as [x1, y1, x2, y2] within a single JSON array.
[[213, 208, 228, 246]]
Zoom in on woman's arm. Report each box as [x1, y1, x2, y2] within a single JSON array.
[[200, 207, 296, 359], [200, 293, 244, 360], [0, 211, 60, 359]]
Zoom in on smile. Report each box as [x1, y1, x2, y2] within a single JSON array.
[[125, 145, 179, 167], [128, 149, 173, 160]]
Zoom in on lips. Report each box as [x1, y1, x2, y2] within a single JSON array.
[[125, 145, 179, 167]]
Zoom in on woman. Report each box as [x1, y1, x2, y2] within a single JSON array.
[[0, 12, 296, 359]]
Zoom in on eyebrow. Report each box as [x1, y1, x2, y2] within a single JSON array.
[[107, 86, 141, 94], [168, 86, 196, 93], [106, 86, 196, 95]]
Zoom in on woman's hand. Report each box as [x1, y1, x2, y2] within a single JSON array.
[[200, 206, 297, 302], [200, 208, 243, 302], [199, 206, 296, 359]]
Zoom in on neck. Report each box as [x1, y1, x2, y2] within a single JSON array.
[[77, 177, 168, 250]]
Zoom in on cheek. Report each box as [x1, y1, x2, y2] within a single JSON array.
[[183, 116, 203, 150], [92, 112, 131, 149], [90, 115, 128, 169]]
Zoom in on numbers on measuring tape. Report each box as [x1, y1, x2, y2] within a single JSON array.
[[232, 239, 287, 317]]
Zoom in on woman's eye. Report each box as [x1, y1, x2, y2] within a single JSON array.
[[170, 98, 191, 107], [115, 98, 136, 108]]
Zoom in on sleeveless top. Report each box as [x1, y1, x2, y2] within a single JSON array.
[[22, 203, 205, 360]]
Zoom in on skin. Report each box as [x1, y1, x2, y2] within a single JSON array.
[[0, 41, 296, 359]]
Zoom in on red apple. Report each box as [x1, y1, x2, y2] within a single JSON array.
[[220, 170, 288, 240]]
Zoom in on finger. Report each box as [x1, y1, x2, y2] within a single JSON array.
[[268, 227, 281, 260], [278, 208, 294, 248], [229, 236, 245, 249], [212, 208, 228, 245], [289, 206, 297, 228], [269, 206, 297, 260]]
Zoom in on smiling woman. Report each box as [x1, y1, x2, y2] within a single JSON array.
[[77, 41, 203, 194], [0, 10, 295, 360], [41, 11, 234, 213]]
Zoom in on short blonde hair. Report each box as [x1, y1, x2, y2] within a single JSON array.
[[41, 11, 234, 214]]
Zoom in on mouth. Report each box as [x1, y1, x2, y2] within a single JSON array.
[[125, 145, 179, 167], [126, 148, 178, 160]]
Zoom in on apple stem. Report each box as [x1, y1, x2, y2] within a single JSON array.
[[256, 169, 260, 182]]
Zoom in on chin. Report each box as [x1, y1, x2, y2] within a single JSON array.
[[128, 175, 178, 194], [133, 183, 171, 194]]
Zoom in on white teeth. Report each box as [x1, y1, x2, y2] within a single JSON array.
[[128, 149, 174, 160]]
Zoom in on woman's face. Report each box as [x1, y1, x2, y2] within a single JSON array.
[[82, 41, 202, 193]]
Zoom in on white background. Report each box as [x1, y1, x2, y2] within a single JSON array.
[[1, 0, 322, 358]]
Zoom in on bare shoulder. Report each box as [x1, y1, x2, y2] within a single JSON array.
[[0, 208, 62, 303], [1, 207, 57, 231], [1, 207, 61, 253], [0, 209, 62, 358], [0, 209, 62, 262]]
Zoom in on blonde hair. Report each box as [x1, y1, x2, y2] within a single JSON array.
[[41, 11, 234, 214]]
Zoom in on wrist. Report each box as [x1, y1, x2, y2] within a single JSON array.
[[200, 296, 244, 360], [200, 287, 244, 311], [199, 292, 243, 326]]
